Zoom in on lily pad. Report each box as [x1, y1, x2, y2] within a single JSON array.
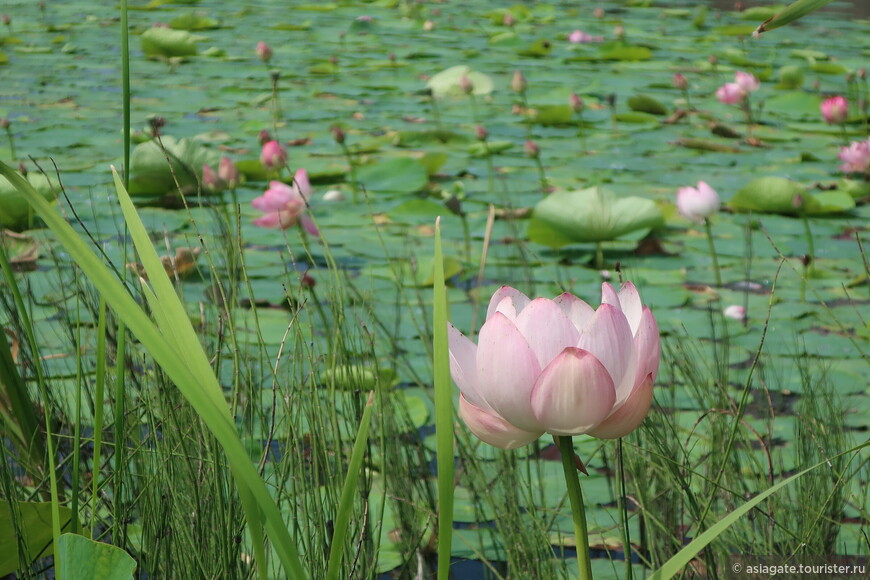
[[57, 534, 136, 580], [355, 157, 428, 194], [627, 95, 668, 116], [0, 502, 73, 576], [426, 65, 493, 99], [528, 186, 664, 248], [728, 177, 854, 216]]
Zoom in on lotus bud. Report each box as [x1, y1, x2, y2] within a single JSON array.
[[820, 95, 849, 124], [258, 129, 272, 145], [838, 138, 870, 173], [260, 140, 288, 171], [858, 68, 867, 80], [734, 71, 760, 93], [723, 305, 746, 321], [2, 14, 10, 27], [0, 117, 9, 130], [673, 73, 688, 91], [569, 92, 584, 113], [503, 12, 516, 27], [256, 41, 273, 63], [218, 157, 239, 189], [524, 139, 540, 158], [459, 74, 474, 95], [475, 125, 488, 141], [18, 162, 27, 176], [301, 272, 317, 288], [614, 25, 625, 39], [676, 181, 720, 223], [512, 70, 527, 94], [201, 165, 221, 191], [708, 55, 718, 66], [323, 190, 345, 202], [423, 20, 435, 31], [594, 8, 605, 19]]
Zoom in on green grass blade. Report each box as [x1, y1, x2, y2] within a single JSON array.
[[325, 391, 376, 580], [0, 160, 307, 580], [754, 0, 835, 35], [432, 217, 455, 580], [648, 439, 870, 580]]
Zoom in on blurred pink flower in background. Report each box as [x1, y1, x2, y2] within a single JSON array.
[[568, 29, 603, 43], [218, 156, 239, 189], [256, 41, 272, 63], [201, 164, 221, 191], [448, 283, 660, 449], [676, 181, 720, 223], [723, 305, 746, 321], [838, 138, 870, 173], [734, 71, 760, 93], [252, 170, 319, 234], [820, 95, 849, 124], [260, 140, 287, 171], [716, 71, 759, 105]]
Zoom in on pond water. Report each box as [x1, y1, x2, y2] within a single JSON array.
[[1, 0, 868, 578]]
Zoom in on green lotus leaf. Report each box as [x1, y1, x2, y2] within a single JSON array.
[[528, 186, 664, 247], [128, 135, 222, 197], [426, 65, 493, 99], [0, 172, 58, 230], [57, 534, 136, 580], [728, 177, 853, 215], [0, 502, 73, 575], [355, 156, 428, 194], [627, 94, 669, 116], [140, 27, 198, 58], [169, 12, 220, 31]]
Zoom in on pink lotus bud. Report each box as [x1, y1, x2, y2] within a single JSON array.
[[475, 125, 488, 141], [715, 82, 745, 105], [734, 71, 760, 93], [524, 140, 540, 158], [820, 95, 849, 124], [18, 162, 27, 176], [614, 25, 625, 39], [708, 55, 719, 66], [301, 272, 317, 288], [503, 12, 516, 27], [676, 181, 720, 223], [511, 70, 527, 94], [2, 14, 11, 26], [838, 138, 870, 173], [568, 30, 593, 44], [256, 41, 273, 63], [459, 74, 474, 95], [723, 305, 746, 321], [201, 164, 221, 191], [258, 129, 272, 145], [858, 68, 867, 80], [0, 117, 9, 130], [218, 157, 239, 189], [673, 73, 688, 91], [251, 170, 318, 235], [594, 8, 605, 19], [260, 140, 288, 171], [422, 20, 435, 31], [448, 282, 660, 448], [569, 92, 584, 113]]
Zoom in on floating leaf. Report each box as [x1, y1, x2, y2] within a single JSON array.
[[355, 157, 428, 194], [676, 138, 741, 153], [528, 187, 664, 247], [599, 45, 652, 61], [532, 105, 573, 125], [467, 140, 514, 157], [139, 27, 198, 58], [319, 365, 399, 390], [627, 95, 668, 115], [775, 65, 804, 89], [516, 38, 553, 58], [426, 65, 493, 99], [169, 12, 220, 30]]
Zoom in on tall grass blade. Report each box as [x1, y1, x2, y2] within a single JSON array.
[[325, 391, 376, 580], [754, 0, 834, 36], [648, 439, 870, 580], [432, 216, 455, 580], [0, 161, 307, 579]]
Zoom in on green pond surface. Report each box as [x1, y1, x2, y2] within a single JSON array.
[[1, 0, 869, 576]]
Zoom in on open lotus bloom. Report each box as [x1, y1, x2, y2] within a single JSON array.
[[251, 169, 319, 235], [676, 181, 720, 223], [448, 283, 660, 449]]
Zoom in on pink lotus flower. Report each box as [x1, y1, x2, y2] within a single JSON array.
[[218, 156, 239, 189], [838, 138, 870, 173], [251, 170, 319, 234], [715, 82, 745, 105], [676, 181, 720, 223], [821, 95, 849, 124], [448, 283, 660, 449], [256, 41, 272, 63], [723, 305, 746, 321], [734, 71, 760, 93], [260, 140, 287, 171], [201, 164, 221, 191], [568, 29, 603, 43]]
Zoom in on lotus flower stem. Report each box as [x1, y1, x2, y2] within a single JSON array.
[[616, 439, 634, 580], [482, 140, 496, 194], [703, 218, 722, 287], [533, 155, 548, 194], [429, 91, 444, 133], [519, 92, 533, 140], [594, 241, 604, 271], [339, 142, 360, 203], [557, 435, 593, 580], [801, 213, 815, 302]]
